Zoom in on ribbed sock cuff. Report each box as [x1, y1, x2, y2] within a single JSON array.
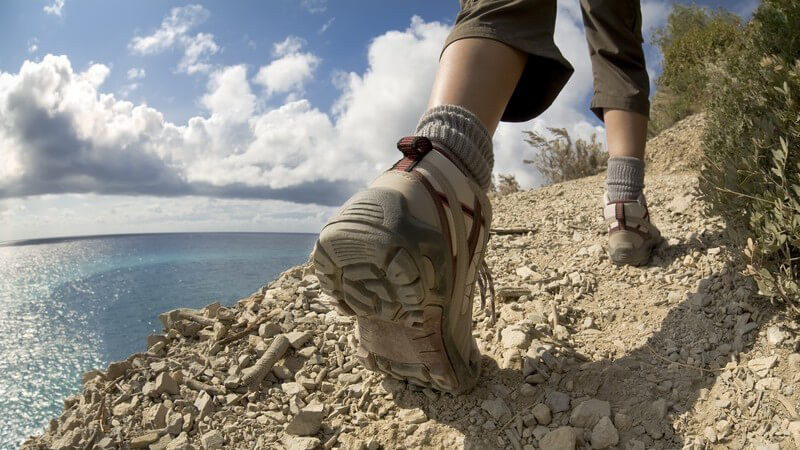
[[606, 156, 645, 202], [414, 104, 493, 191]]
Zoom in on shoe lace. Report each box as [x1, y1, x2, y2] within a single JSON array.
[[476, 258, 496, 325]]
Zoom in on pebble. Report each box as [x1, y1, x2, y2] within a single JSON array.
[[482, 398, 512, 422], [285, 331, 313, 349], [613, 413, 632, 431], [748, 356, 778, 377], [570, 399, 610, 428], [282, 436, 322, 450], [532, 403, 552, 425], [539, 426, 577, 450], [200, 430, 224, 450], [591, 416, 619, 449], [545, 391, 571, 414], [398, 408, 428, 424], [766, 326, 786, 346], [286, 403, 325, 436], [788, 421, 800, 446], [501, 326, 530, 349]]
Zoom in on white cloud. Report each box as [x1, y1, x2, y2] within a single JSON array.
[[641, 0, 671, 36], [129, 5, 209, 54], [201, 65, 256, 121], [178, 33, 220, 74], [127, 68, 146, 80], [27, 39, 39, 54], [254, 52, 320, 96], [129, 5, 219, 75], [43, 0, 65, 16], [301, 0, 327, 14], [1, 12, 620, 229], [273, 36, 306, 57], [119, 83, 139, 98], [319, 18, 335, 34]]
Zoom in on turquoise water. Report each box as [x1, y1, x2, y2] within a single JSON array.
[[0, 232, 317, 449]]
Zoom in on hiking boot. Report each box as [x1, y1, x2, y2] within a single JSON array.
[[312, 136, 492, 394], [603, 192, 662, 266]]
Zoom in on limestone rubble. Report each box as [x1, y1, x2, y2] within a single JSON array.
[[22, 115, 800, 449]]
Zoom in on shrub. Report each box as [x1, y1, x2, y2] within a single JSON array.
[[495, 174, 521, 196], [523, 128, 607, 185], [700, 0, 800, 313], [649, 4, 743, 135]]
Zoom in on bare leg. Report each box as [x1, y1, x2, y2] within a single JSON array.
[[427, 38, 527, 135], [604, 109, 648, 159]]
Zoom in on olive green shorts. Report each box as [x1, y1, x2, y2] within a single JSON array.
[[446, 0, 650, 122]]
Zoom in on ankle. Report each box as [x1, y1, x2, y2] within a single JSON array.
[[414, 105, 493, 191], [606, 156, 644, 202]]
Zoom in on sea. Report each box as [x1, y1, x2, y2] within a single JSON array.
[[0, 232, 318, 449]]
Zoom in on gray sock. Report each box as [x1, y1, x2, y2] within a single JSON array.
[[414, 104, 493, 191], [607, 156, 645, 201]]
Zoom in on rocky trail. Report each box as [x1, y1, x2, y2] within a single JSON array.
[[23, 115, 800, 449]]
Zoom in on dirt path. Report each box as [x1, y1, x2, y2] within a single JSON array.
[[23, 119, 800, 450]]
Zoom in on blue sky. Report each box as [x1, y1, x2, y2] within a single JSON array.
[[0, 0, 758, 242]]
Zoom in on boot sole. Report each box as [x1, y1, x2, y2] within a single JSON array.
[[312, 187, 481, 394], [609, 235, 662, 266]]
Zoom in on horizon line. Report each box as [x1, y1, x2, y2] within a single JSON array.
[[0, 230, 319, 248]]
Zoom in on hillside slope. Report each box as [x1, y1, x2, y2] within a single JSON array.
[[23, 120, 800, 450]]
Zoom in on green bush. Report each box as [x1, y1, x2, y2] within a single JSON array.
[[649, 4, 743, 135], [700, 0, 800, 313], [523, 128, 607, 185]]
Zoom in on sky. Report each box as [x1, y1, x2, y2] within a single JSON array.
[[0, 0, 759, 242]]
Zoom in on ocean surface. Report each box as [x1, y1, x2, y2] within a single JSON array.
[[0, 232, 318, 449]]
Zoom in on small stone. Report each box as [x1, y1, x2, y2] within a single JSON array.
[[788, 353, 800, 371], [166, 413, 184, 435], [131, 432, 160, 448], [704, 426, 717, 443], [200, 430, 224, 450], [398, 408, 428, 424], [539, 426, 577, 450], [143, 403, 168, 429], [259, 323, 282, 338], [285, 331, 312, 349], [482, 398, 512, 422], [519, 384, 537, 396], [570, 399, 611, 428], [282, 436, 322, 450], [716, 420, 732, 438], [651, 398, 668, 419], [106, 360, 132, 379], [338, 373, 362, 385], [194, 391, 214, 421], [272, 364, 293, 380], [625, 440, 645, 450], [282, 382, 309, 398], [516, 266, 535, 279], [150, 433, 173, 450], [748, 356, 778, 377], [155, 372, 180, 396], [766, 326, 786, 346], [166, 430, 188, 448], [546, 391, 570, 413], [286, 403, 325, 436], [613, 413, 632, 431], [532, 403, 552, 425], [112, 401, 133, 417], [501, 326, 530, 349], [296, 346, 317, 358], [788, 421, 800, 446], [755, 377, 782, 390], [591, 416, 619, 449]]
